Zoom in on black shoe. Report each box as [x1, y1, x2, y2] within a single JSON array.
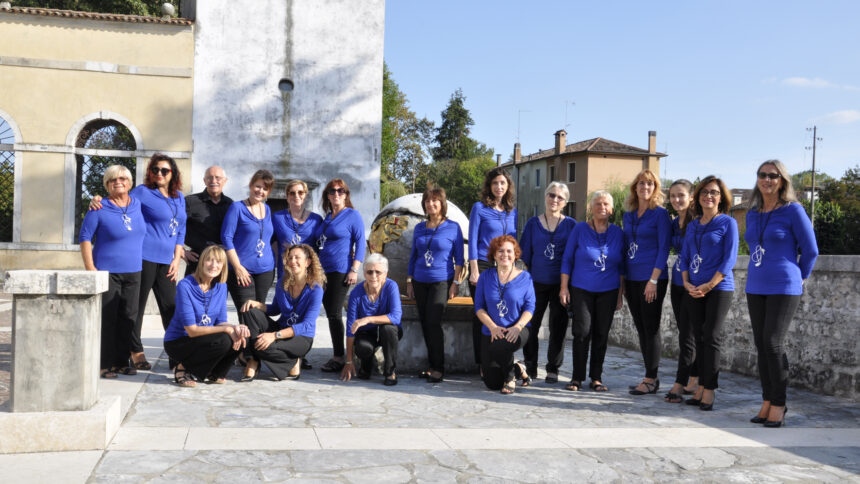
[[320, 358, 345, 373], [545, 373, 559, 384], [699, 402, 714, 411], [685, 398, 701, 406], [750, 415, 768, 424], [427, 371, 444, 383], [629, 380, 659, 395], [384, 375, 398, 386], [240, 373, 255, 383], [301, 359, 312, 370], [763, 407, 787, 428]]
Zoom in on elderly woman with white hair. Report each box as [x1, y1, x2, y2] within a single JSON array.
[[560, 190, 626, 392], [340, 253, 403, 386], [79, 164, 147, 379]]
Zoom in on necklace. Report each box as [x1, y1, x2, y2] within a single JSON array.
[[162, 190, 179, 237], [112, 196, 133, 231], [423, 218, 445, 267], [495, 266, 513, 319], [199, 280, 212, 325], [288, 208, 305, 245], [317, 209, 342, 250], [590, 220, 609, 272], [691, 215, 717, 275], [752, 206, 777, 267], [543, 213, 562, 260], [247, 200, 266, 258], [628, 209, 645, 259]]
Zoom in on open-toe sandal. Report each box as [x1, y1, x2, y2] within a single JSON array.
[[629, 380, 659, 395], [500, 380, 516, 395], [515, 362, 531, 387], [174, 369, 196, 388], [130, 357, 152, 371], [100, 369, 118, 379], [112, 366, 137, 376], [565, 380, 582, 392], [590, 381, 609, 392], [664, 392, 683, 403]]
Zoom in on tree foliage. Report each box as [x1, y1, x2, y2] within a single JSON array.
[[432, 89, 477, 162], [14, 0, 177, 15], [791, 169, 834, 191], [816, 165, 860, 254]]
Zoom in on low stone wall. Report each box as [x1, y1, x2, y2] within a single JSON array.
[[608, 255, 859, 401], [399, 297, 477, 374]]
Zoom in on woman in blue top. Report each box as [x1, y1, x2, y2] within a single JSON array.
[[560, 191, 625, 392], [240, 244, 325, 381], [468, 167, 517, 367], [474, 235, 536, 394], [80, 165, 147, 379], [665, 179, 699, 403], [679, 176, 738, 411], [222, 170, 276, 327], [163, 246, 250, 387], [340, 254, 402, 386], [745, 160, 818, 427], [622, 169, 672, 396], [406, 186, 464, 383], [272, 179, 323, 280], [519, 181, 576, 382], [315, 179, 366, 373]]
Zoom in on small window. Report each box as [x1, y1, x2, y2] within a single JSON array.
[[733, 195, 741, 206], [565, 201, 576, 217], [535, 168, 541, 188], [567, 162, 576, 183], [549, 165, 556, 182]]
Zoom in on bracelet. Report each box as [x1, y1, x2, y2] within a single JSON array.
[[452, 280, 461, 285], [648, 279, 658, 285], [344, 361, 354, 366], [406, 277, 413, 283]]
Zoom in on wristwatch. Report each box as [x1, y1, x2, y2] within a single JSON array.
[[406, 277, 413, 283], [452, 280, 461, 285], [350, 267, 359, 274], [648, 279, 658, 285], [275, 331, 282, 340]]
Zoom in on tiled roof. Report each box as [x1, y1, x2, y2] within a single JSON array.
[[520, 137, 667, 163], [0, 6, 193, 25]]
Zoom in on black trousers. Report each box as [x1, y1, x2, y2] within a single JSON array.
[[624, 279, 668, 379], [354, 325, 403, 377], [322, 271, 351, 357], [523, 281, 568, 376], [102, 272, 141, 369], [132, 260, 177, 353], [413, 279, 452, 373], [164, 333, 239, 381], [468, 259, 493, 365], [670, 283, 698, 385], [481, 327, 530, 390], [747, 293, 800, 407], [227, 269, 274, 325], [243, 308, 313, 380], [570, 287, 618, 382], [687, 289, 733, 390]]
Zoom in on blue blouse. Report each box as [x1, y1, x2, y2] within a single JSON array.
[[130, 185, 187, 265], [164, 275, 229, 342], [314, 208, 366, 274], [79, 197, 146, 273], [670, 217, 688, 287], [745, 203, 818, 296], [474, 268, 536, 334], [346, 279, 402, 337], [622, 206, 672, 281], [468, 202, 517, 262], [266, 281, 323, 339], [408, 219, 465, 283], [679, 214, 738, 291], [561, 221, 626, 292], [221, 201, 275, 275], [272, 210, 323, 279], [519, 215, 576, 285]]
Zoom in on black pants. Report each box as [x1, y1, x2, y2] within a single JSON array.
[[747, 293, 800, 407], [523, 281, 568, 376], [322, 271, 351, 357], [413, 279, 452, 373], [133, 260, 177, 353], [670, 283, 698, 385], [102, 272, 141, 369], [227, 269, 274, 325], [243, 308, 313, 379], [624, 279, 668, 379], [570, 287, 618, 382], [354, 325, 403, 377], [164, 333, 239, 381], [687, 289, 733, 390], [468, 259, 493, 365], [481, 327, 530, 390]]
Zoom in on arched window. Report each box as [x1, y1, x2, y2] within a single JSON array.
[[73, 120, 137, 241], [0, 116, 15, 242]]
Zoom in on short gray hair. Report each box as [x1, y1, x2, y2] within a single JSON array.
[[545, 181, 570, 201], [364, 253, 389, 272], [103, 165, 133, 191], [590, 190, 613, 207]]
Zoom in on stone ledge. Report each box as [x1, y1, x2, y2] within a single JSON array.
[[0, 395, 120, 453], [4, 270, 108, 295]]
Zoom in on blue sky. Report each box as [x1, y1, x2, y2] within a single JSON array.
[[383, 0, 860, 190]]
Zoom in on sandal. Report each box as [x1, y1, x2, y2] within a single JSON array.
[[112, 366, 137, 376], [130, 357, 152, 371], [664, 392, 683, 403], [320, 358, 345, 373], [206, 375, 227, 384], [500, 380, 516, 395], [100, 369, 118, 379], [629, 379, 659, 395], [515, 361, 531, 387], [590, 381, 609, 392], [565, 380, 582, 392], [174, 368, 196, 388]]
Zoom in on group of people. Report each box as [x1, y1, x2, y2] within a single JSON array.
[[81, 155, 817, 428]]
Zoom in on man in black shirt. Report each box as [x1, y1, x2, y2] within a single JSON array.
[[184, 166, 233, 275]]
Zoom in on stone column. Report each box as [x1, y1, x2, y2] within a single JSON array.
[[4, 270, 108, 412]]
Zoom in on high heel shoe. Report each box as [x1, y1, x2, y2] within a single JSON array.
[[763, 407, 787, 428], [684, 398, 701, 406], [750, 415, 768, 424]]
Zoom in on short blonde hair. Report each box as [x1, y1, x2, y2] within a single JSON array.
[[103, 165, 133, 191], [285, 179, 309, 197], [194, 246, 229, 284]]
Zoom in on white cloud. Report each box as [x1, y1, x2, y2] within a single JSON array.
[[812, 110, 860, 125], [781, 77, 859, 90]]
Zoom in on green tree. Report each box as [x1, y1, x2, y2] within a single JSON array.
[[426, 156, 496, 213], [818, 165, 860, 254], [432, 89, 477, 162], [791, 169, 834, 192], [14, 0, 178, 16]]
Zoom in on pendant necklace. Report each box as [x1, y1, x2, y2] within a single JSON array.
[[424, 218, 444, 267], [495, 266, 513, 319], [543, 213, 562, 260]]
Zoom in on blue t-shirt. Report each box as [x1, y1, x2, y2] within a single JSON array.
[[266, 281, 323, 339], [164, 275, 229, 342], [468, 202, 517, 262], [519, 215, 576, 285], [474, 268, 536, 333], [221, 201, 275, 275], [79, 196, 146, 273], [745, 203, 818, 296], [622, 206, 672, 281], [561, 221, 625, 292], [670, 217, 688, 287], [346, 279, 402, 337], [314, 208, 366, 274], [408, 219, 465, 283], [272, 210, 323, 279], [130, 185, 187, 265], [679, 214, 738, 291]]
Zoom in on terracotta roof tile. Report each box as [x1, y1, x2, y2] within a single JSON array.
[[520, 136, 666, 162], [0, 6, 192, 26]]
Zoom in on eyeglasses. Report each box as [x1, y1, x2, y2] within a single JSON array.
[[109, 177, 129, 183], [546, 193, 565, 201], [288, 190, 306, 197], [700, 189, 722, 198], [328, 187, 346, 195], [150, 167, 172, 176], [757, 172, 781, 180], [365, 269, 384, 276]]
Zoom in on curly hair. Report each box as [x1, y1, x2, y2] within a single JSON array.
[[321, 178, 354, 213], [690, 175, 732, 217], [486, 234, 521, 263], [144, 153, 182, 197], [282, 244, 326, 290], [623, 169, 664, 212], [481, 167, 515, 211]]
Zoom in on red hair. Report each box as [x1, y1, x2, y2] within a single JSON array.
[[487, 235, 521, 263]]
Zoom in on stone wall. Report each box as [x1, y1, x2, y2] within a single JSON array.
[[607, 255, 859, 401]]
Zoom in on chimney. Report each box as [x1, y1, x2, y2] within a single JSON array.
[[554, 129, 567, 155], [496, 154, 502, 166], [648, 131, 656, 154], [646, 130, 658, 173], [513, 143, 521, 163]]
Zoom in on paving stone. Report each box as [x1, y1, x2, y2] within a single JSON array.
[[462, 449, 622, 483], [213, 468, 265, 483], [97, 450, 196, 475], [259, 467, 293, 482], [342, 465, 412, 484], [414, 463, 463, 483], [650, 447, 736, 471]]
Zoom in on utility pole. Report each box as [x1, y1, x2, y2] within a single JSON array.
[[805, 126, 823, 225]]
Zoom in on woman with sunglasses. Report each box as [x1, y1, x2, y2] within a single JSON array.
[[745, 160, 818, 427], [468, 167, 517, 368], [679, 176, 738, 411], [519, 181, 576, 382], [273, 180, 323, 280], [315, 179, 366, 373]]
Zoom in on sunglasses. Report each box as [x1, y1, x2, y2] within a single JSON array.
[[365, 269, 384, 276], [328, 187, 346, 195], [546, 193, 565, 200], [288, 190, 306, 197], [757, 172, 781, 180], [150, 167, 172, 176]]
